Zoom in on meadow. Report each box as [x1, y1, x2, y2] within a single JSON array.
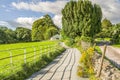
[[0, 40, 65, 80]]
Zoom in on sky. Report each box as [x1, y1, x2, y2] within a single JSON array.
[[0, 0, 120, 30]]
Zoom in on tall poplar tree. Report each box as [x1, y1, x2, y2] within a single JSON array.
[[62, 0, 102, 40]]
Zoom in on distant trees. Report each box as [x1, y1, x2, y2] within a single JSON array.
[[32, 14, 59, 41], [102, 18, 112, 30], [15, 27, 31, 42], [96, 18, 113, 38], [0, 26, 31, 44], [62, 0, 102, 43], [112, 23, 120, 43], [0, 29, 7, 43], [0, 26, 17, 43]]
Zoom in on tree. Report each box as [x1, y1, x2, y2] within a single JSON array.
[[32, 14, 59, 41], [15, 27, 31, 42], [0, 29, 7, 43], [5, 29, 17, 43], [102, 18, 112, 30], [112, 23, 120, 43], [96, 18, 113, 38], [0, 26, 17, 43], [44, 27, 59, 40], [62, 0, 102, 41]]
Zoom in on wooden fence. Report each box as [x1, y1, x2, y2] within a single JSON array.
[[0, 43, 59, 80]]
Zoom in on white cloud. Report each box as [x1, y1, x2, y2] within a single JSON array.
[[90, 0, 120, 23], [0, 21, 14, 30], [52, 14, 62, 28], [16, 17, 35, 25], [15, 17, 42, 29], [12, 1, 67, 15], [11, 1, 67, 28]]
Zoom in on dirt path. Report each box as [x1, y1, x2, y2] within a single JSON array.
[[26, 48, 88, 80], [100, 46, 120, 68]]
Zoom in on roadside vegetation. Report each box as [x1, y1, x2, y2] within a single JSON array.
[[112, 44, 120, 48], [61, 0, 120, 79]]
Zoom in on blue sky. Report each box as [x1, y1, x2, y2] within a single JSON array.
[[0, 0, 120, 30], [0, 0, 55, 21]]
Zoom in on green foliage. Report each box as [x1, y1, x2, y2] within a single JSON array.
[[112, 44, 120, 48], [15, 27, 31, 42], [62, 0, 102, 39], [0, 26, 32, 44], [77, 47, 95, 78], [64, 38, 74, 46], [44, 27, 58, 40], [0, 29, 7, 43], [102, 18, 112, 30], [0, 26, 17, 44], [96, 18, 113, 38], [5, 29, 17, 43], [111, 23, 120, 43], [32, 14, 59, 41], [80, 36, 93, 43]]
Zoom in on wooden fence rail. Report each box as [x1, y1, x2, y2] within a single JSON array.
[[0, 43, 59, 80]]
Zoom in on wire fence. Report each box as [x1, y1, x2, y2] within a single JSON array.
[[0, 43, 59, 80]]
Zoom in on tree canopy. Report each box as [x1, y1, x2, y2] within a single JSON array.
[[102, 18, 112, 30], [0, 26, 31, 44], [15, 27, 31, 42], [32, 14, 59, 41], [62, 0, 102, 40], [96, 18, 113, 38], [112, 23, 120, 43]]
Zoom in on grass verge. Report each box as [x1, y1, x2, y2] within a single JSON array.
[[112, 44, 120, 48]]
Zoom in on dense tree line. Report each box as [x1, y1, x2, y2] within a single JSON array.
[[112, 23, 120, 43], [95, 18, 120, 43], [62, 0, 102, 44], [0, 26, 31, 44], [32, 14, 59, 41]]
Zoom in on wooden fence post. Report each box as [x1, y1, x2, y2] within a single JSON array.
[[97, 45, 107, 77], [24, 48, 26, 64]]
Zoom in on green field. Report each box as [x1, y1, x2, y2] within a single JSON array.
[[0, 40, 65, 80], [112, 44, 120, 48]]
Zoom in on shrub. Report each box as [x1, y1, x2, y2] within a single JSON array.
[[77, 47, 95, 77], [64, 38, 74, 46]]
